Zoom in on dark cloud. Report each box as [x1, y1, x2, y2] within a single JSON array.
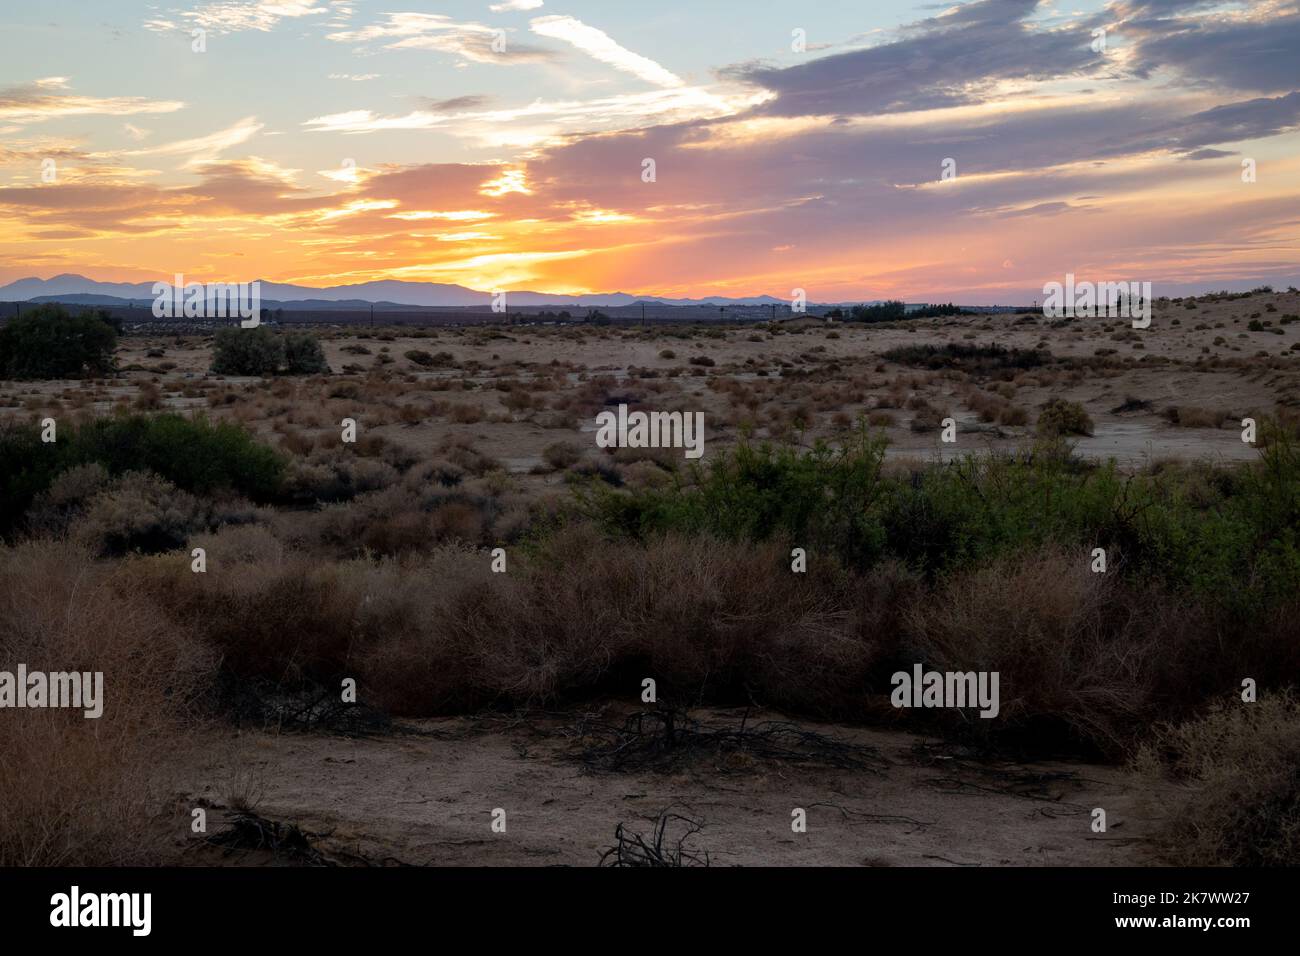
[[731, 0, 1104, 117], [1123, 5, 1300, 94], [415, 95, 492, 113], [1104, 92, 1300, 157]]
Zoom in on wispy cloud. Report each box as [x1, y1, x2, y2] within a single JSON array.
[[530, 15, 684, 88], [326, 11, 554, 63], [0, 78, 183, 125], [125, 116, 263, 165], [145, 1, 331, 35]]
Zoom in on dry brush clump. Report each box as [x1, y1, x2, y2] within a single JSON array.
[[1134, 694, 1300, 866], [122, 526, 914, 719], [903, 547, 1197, 754], [0, 541, 215, 865]]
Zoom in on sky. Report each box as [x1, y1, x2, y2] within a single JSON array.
[[0, 0, 1297, 303]]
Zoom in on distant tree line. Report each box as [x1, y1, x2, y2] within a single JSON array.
[[824, 300, 970, 322]]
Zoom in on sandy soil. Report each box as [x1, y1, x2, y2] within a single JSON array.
[[181, 707, 1161, 867], [9, 291, 1292, 484]]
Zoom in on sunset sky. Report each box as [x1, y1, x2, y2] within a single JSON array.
[[1, 0, 1298, 303]]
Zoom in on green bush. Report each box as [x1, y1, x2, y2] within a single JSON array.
[[284, 331, 329, 374], [210, 327, 283, 375], [210, 327, 328, 375], [577, 424, 1300, 616], [63, 414, 285, 498], [0, 304, 118, 379], [0, 414, 285, 537]]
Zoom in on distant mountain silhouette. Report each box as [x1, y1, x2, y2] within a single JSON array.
[[0, 274, 790, 309]]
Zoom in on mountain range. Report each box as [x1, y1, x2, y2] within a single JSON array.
[[0, 274, 790, 309]]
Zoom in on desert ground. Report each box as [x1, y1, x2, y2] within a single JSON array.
[[2, 289, 1298, 867], [184, 708, 1156, 867], [28, 290, 1297, 476]]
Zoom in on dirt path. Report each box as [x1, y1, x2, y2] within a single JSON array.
[[183, 707, 1162, 867]]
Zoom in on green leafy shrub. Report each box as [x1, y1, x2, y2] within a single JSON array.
[[283, 331, 329, 374], [210, 327, 328, 375], [210, 327, 283, 375], [577, 425, 1300, 613], [0, 304, 117, 379], [0, 414, 285, 537]]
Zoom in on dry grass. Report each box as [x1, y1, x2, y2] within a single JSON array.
[[123, 526, 915, 719], [0, 542, 214, 865], [904, 547, 1191, 753], [1134, 694, 1300, 866]]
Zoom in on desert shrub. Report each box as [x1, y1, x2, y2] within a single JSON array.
[[128, 551, 360, 687], [70, 471, 212, 556], [1134, 695, 1300, 866], [578, 428, 890, 568], [0, 415, 284, 537], [283, 331, 329, 374], [1163, 406, 1224, 429], [567, 456, 624, 487], [999, 405, 1029, 426], [129, 527, 912, 718], [883, 343, 1046, 373], [909, 402, 945, 433], [867, 411, 895, 427], [542, 441, 583, 470], [210, 326, 283, 375], [283, 450, 399, 503], [442, 439, 499, 476], [0, 541, 214, 864], [447, 403, 484, 424], [0, 421, 66, 536], [578, 428, 1300, 618], [0, 305, 117, 379], [501, 390, 534, 413], [25, 463, 113, 535], [1036, 399, 1094, 437], [211, 328, 328, 376], [404, 349, 435, 367], [62, 414, 285, 500], [904, 547, 1175, 753], [135, 383, 165, 412]]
